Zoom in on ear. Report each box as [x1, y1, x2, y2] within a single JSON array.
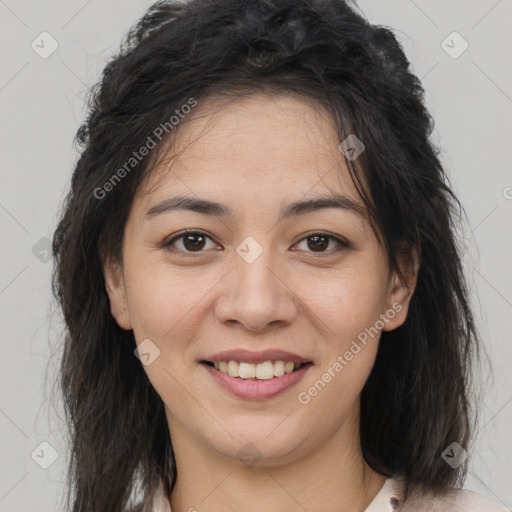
[[103, 256, 133, 330], [382, 245, 419, 332]]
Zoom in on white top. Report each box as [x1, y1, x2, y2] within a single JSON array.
[[147, 476, 510, 512]]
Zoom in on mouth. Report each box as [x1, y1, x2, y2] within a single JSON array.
[[200, 359, 314, 400], [200, 360, 313, 380]]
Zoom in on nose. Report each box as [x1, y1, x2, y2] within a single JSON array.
[[214, 244, 299, 333]]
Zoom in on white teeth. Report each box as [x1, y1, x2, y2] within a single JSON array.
[[273, 360, 285, 377], [211, 359, 305, 380], [284, 361, 295, 374], [239, 362, 256, 379], [227, 360, 239, 377], [255, 361, 274, 380]]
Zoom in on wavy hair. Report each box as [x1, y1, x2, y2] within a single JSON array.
[[52, 0, 481, 510]]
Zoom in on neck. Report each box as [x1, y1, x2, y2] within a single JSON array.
[[166, 405, 387, 512]]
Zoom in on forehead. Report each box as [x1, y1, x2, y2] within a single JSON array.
[[136, 92, 363, 211]]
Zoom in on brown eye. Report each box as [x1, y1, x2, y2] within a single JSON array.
[[163, 230, 220, 254], [294, 232, 348, 254], [182, 232, 206, 251], [307, 234, 329, 252]]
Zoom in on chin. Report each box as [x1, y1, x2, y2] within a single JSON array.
[[204, 423, 309, 467]]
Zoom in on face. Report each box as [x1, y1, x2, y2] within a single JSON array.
[[104, 92, 415, 466]]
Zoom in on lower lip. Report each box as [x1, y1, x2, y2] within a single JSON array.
[[201, 363, 313, 400]]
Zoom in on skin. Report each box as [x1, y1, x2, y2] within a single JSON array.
[[104, 92, 417, 512]]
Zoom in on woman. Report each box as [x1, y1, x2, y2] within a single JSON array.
[[51, 0, 508, 511]]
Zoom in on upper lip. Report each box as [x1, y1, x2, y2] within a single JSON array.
[[202, 349, 312, 365]]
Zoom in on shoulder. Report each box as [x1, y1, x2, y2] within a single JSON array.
[[401, 485, 509, 512]]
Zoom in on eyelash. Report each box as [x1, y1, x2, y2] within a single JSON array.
[[160, 229, 349, 257]]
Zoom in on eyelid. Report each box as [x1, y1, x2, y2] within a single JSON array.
[[298, 229, 346, 242], [160, 229, 349, 255], [292, 230, 350, 254], [161, 229, 221, 255]]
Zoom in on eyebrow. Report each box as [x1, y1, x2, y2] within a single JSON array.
[[145, 193, 366, 221]]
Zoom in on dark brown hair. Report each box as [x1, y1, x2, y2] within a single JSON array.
[[52, 0, 481, 510]]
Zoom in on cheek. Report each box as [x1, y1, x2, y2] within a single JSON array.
[[296, 259, 387, 400], [300, 260, 388, 343], [297, 273, 383, 421], [123, 254, 223, 349], [125, 274, 178, 341]]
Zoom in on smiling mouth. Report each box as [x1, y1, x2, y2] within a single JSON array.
[[201, 360, 313, 380]]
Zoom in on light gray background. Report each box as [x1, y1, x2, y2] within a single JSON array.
[[0, 0, 511, 510]]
